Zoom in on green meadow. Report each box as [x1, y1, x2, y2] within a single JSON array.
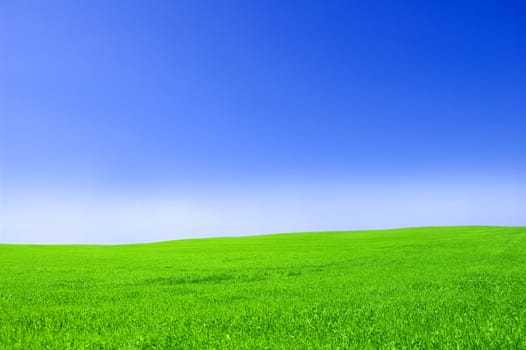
[[1, 226, 525, 349]]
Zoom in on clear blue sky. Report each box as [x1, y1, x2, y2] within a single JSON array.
[[1, 1, 525, 243]]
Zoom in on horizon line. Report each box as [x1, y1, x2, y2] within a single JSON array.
[[1, 225, 523, 247]]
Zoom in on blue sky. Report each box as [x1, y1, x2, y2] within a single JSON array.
[[1, 1, 525, 243]]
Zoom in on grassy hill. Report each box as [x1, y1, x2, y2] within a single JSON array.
[[1, 226, 525, 349]]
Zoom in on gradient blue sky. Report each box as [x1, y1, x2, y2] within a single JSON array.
[[1, 1, 525, 243]]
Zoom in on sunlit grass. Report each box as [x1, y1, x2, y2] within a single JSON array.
[[1, 226, 525, 349]]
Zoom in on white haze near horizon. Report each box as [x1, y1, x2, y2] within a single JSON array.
[[1, 179, 525, 244]]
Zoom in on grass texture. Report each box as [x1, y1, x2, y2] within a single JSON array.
[[1, 226, 525, 349]]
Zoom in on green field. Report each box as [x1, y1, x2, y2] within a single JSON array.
[[1, 226, 525, 349]]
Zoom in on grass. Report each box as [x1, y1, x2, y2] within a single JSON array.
[[1, 226, 525, 349]]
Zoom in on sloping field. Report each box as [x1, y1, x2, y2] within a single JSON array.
[[1, 226, 525, 349]]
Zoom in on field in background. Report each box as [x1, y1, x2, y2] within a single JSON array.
[[1, 226, 525, 349]]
